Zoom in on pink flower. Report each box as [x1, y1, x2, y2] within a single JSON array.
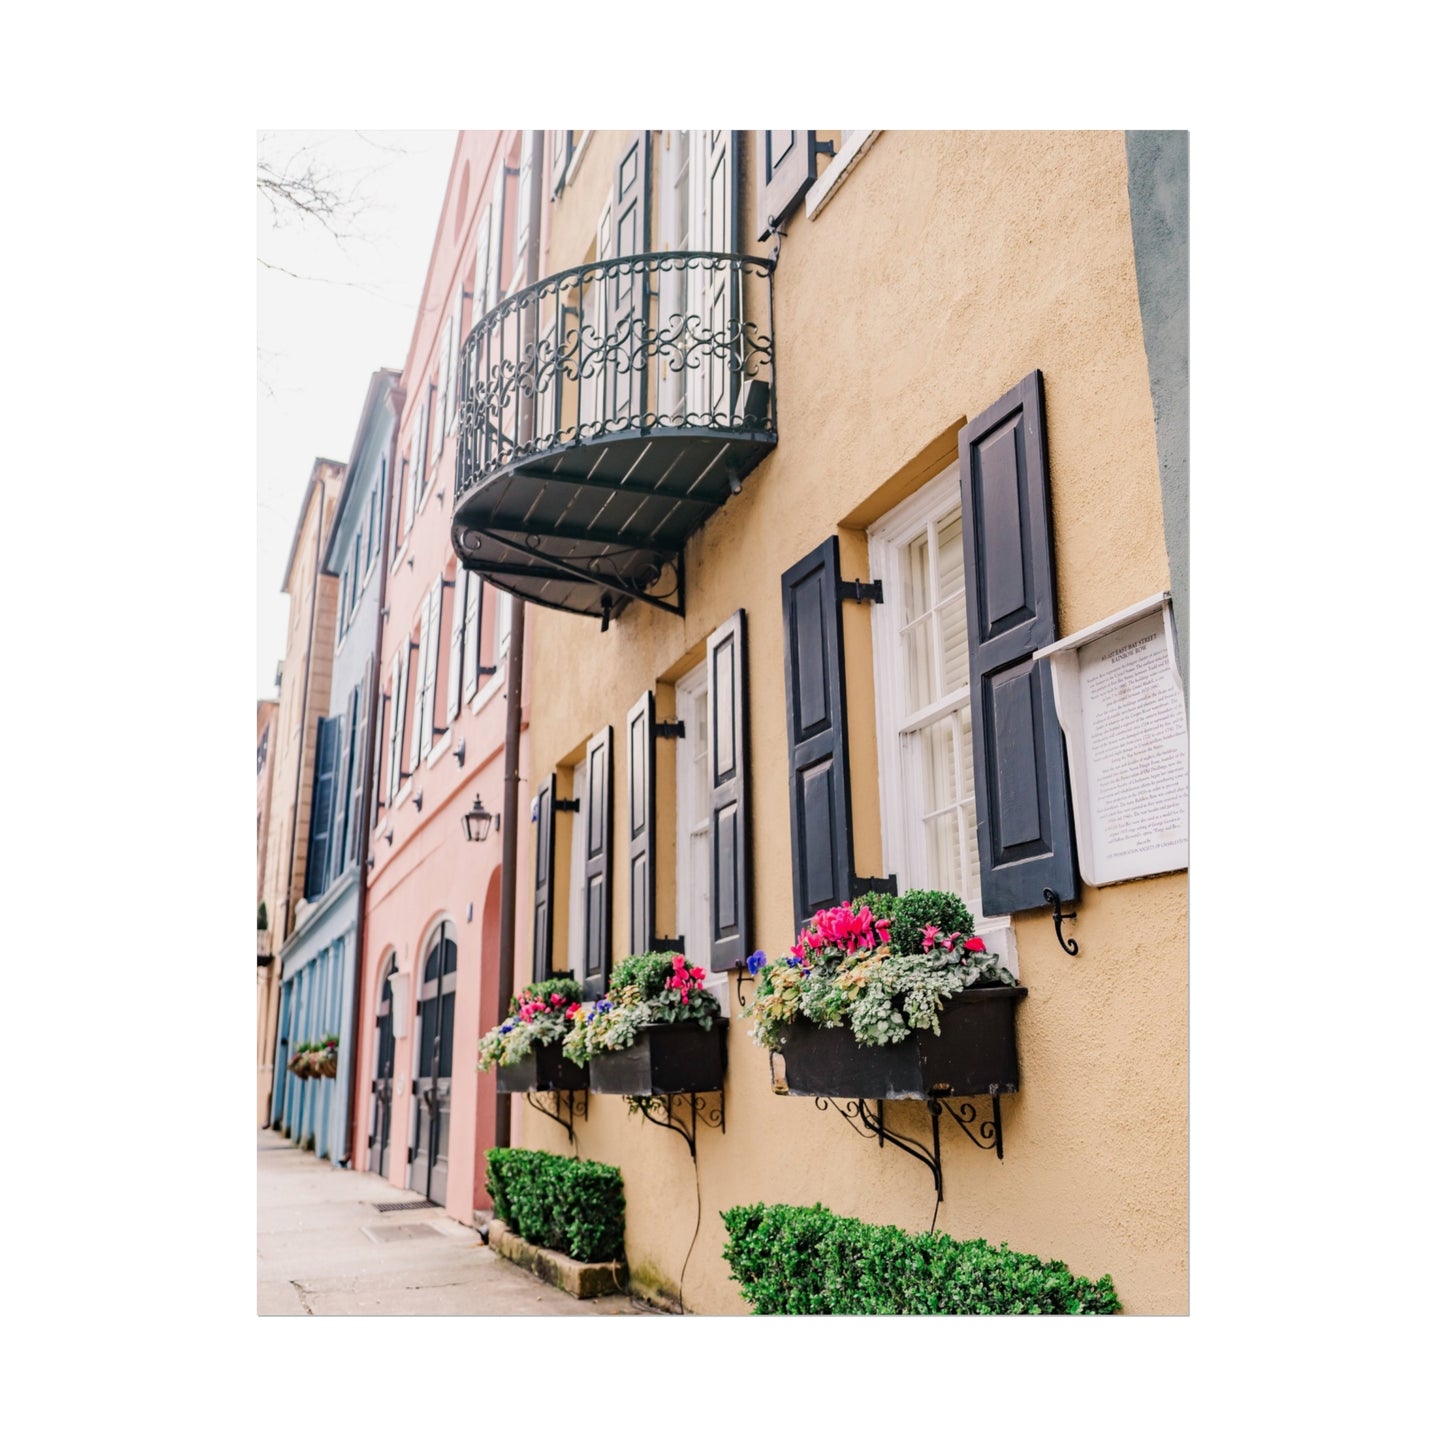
[[921, 923, 941, 952], [878, 920, 891, 943], [963, 936, 986, 953], [565, 1003, 581, 1020]]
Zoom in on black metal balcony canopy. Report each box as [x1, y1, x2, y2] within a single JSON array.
[[451, 251, 777, 625]]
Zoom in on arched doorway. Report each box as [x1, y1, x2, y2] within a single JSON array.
[[409, 922, 457, 1204], [369, 955, 398, 1176]]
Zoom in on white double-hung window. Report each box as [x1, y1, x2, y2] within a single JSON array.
[[672, 660, 728, 1014], [868, 464, 1015, 964]]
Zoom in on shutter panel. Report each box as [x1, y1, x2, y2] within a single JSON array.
[[412, 579, 441, 762], [405, 409, 420, 531], [551, 130, 572, 195], [781, 537, 853, 933], [532, 773, 557, 982], [382, 652, 401, 801], [959, 370, 1079, 914], [489, 170, 507, 305], [625, 691, 655, 956], [329, 689, 356, 886], [708, 609, 750, 972], [756, 130, 818, 241], [305, 716, 339, 899], [352, 662, 372, 862], [462, 570, 482, 702], [446, 570, 465, 720], [581, 726, 613, 1000], [400, 633, 417, 776]]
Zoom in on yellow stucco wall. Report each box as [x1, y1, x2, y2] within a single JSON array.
[[513, 131, 1186, 1314]]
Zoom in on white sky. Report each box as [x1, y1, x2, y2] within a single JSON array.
[[256, 130, 458, 699]]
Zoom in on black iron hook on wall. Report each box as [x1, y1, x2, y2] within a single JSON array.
[[1043, 889, 1079, 956]]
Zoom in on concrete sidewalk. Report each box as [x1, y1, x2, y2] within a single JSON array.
[[257, 1131, 657, 1317]]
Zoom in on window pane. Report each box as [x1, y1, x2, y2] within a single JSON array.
[[902, 618, 937, 713], [923, 809, 963, 898], [903, 532, 931, 624], [939, 590, 970, 694], [918, 715, 959, 814]]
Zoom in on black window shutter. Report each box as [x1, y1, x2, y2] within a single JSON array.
[[352, 664, 371, 863], [581, 726, 613, 1000], [959, 369, 1079, 914], [626, 691, 655, 957], [708, 609, 750, 972], [329, 689, 357, 886], [756, 130, 818, 241], [781, 537, 853, 934], [305, 716, 339, 900], [532, 772, 557, 982]]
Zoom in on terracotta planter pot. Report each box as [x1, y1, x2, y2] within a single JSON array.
[[588, 1020, 728, 1096], [775, 987, 1027, 1099]]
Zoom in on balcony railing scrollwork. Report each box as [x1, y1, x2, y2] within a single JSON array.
[[451, 251, 777, 623]]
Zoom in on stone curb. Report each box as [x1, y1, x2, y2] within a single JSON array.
[[488, 1220, 629, 1299]]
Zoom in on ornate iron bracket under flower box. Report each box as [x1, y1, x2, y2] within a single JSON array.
[[775, 988, 1026, 1209], [590, 1021, 728, 1160], [522, 1089, 589, 1150], [814, 1093, 1004, 1207], [630, 1091, 724, 1160]]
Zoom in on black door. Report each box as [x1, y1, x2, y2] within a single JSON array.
[[410, 924, 457, 1204], [369, 959, 397, 1176]]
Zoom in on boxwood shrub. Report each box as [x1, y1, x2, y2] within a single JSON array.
[[721, 1203, 1120, 1314], [485, 1148, 625, 1264]]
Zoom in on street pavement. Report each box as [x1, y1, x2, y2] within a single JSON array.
[[257, 1130, 658, 1317]]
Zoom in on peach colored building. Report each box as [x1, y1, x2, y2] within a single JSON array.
[[353, 133, 539, 1217], [451, 130, 1189, 1313]]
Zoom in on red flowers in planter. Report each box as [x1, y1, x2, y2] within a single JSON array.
[[666, 954, 709, 1004]]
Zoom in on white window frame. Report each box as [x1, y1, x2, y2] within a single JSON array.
[[565, 761, 587, 977], [867, 464, 1018, 973], [672, 661, 728, 1013]]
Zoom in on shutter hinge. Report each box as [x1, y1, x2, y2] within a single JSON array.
[[552, 797, 581, 814], [407, 1147, 415, 1164], [655, 720, 686, 740], [653, 936, 685, 953], [838, 578, 884, 605], [851, 873, 897, 896], [476, 664, 499, 677]]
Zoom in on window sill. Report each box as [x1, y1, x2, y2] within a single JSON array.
[[805, 130, 881, 220], [426, 728, 453, 769], [470, 656, 508, 714]]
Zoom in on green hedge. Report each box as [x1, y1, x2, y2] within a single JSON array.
[[721, 1203, 1120, 1314], [485, 1148, 625, 1264]]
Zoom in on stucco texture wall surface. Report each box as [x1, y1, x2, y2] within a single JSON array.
[[517, 130, 1186, 1314]]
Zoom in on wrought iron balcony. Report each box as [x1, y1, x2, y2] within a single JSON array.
[[452, 251, 777, 623]]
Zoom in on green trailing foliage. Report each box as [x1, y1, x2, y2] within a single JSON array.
[[485, 1148, 626, 1264], [744, 889, 1016, 1051], [478, 976, 586, 1071], [563, 952, 720, 1066], [720, 1203, 1121, 1315]]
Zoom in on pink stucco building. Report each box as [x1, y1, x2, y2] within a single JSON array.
[[353, 132, 539, 1218]]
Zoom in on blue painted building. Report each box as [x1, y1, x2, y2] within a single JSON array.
[[276, 370, 400, 1162]]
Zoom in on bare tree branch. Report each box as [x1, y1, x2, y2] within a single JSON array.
[[256, 150, 364, 239]]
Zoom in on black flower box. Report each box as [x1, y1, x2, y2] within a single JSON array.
[[496, 1042, 589, 1095], [775, 987, 1027, 1100], [588, 1020, 728, 1096]]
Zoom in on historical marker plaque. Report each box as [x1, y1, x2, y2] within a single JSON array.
[[1037, 595, 1188, 887]]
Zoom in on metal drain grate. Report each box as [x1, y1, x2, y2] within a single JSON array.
[[373, 1199, 439, 1213]]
